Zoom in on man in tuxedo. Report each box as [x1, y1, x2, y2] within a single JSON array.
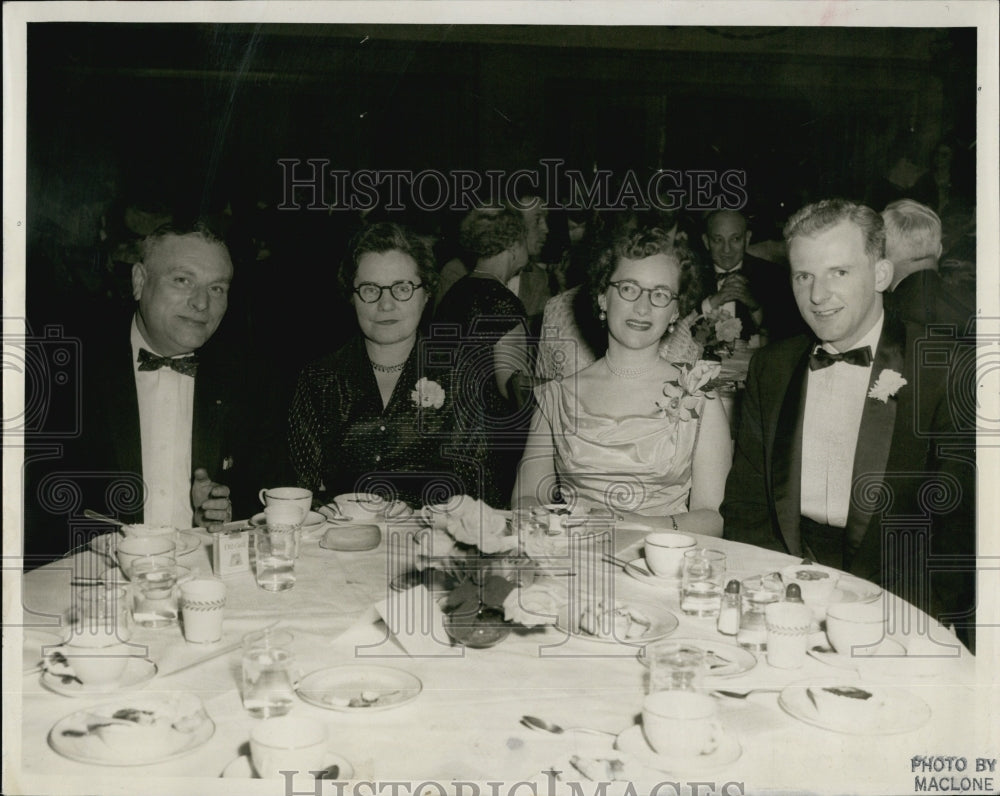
[[700, 209, 805, 341], [24, 222, 273, 564], [882, 199, 975, 334], [722, 199, 975, 643]]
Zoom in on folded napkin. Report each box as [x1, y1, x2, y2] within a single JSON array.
[[367, 585, 460, 658]]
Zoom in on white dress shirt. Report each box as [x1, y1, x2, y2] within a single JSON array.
[[800, 313, 884, 527], [131, 317, 195, 528]]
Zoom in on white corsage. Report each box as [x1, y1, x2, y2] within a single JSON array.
[[411, 377, 445, 409], [868, 369, 907, 403]]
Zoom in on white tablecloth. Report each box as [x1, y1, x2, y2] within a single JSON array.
[[9, 523, 991, 795]]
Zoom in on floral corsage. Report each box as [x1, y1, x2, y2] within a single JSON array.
[[868, 369, 907, 403], [411, 377, 446, 409], [656, 360, 723, 421]]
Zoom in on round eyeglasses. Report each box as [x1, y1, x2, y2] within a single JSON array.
[[608, 280, 677, 308], [353, 281, 425, 303]]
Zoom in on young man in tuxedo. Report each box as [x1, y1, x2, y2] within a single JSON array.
[[721, 199, 976, 646], [24, 222, 275, 564]]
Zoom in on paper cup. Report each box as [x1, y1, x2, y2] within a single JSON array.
[[765, 601, 813, 668], [180, 578, 227, 643]]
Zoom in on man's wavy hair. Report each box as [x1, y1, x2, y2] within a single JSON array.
[[139, 219, 230, 265], [340, 221, 439, 300], [588, 225, 702, 319], [783, 198, 886, 262]]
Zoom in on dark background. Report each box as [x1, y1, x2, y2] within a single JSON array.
[[25, 23, 977, 367]]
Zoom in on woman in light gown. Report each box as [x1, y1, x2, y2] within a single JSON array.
[[513, 224, 732, 534]]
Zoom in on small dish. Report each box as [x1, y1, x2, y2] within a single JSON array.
[[831, 576, 883, 604], [221, 751, 353, 779], [297, 664, 422, 712], [48, 694, 214, 765], [41, 657, 157, 697], [556, 598, 679, 645], [779, 676, 931, 735], [623, 558, 681, 589], [616, 725, 742, 773], [637, 637, 757, 677]]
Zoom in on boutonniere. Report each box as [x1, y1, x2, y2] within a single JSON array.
[[222, 456, 234, 472], [411, 377, 446, 409], [868, 369, 907, 403], [656, 360, 722, 421]]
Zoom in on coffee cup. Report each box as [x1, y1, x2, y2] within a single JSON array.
[[642, 690, 722, 758], [258, 487, 312, 524], [644, 532, 696, 577], [250, 716, 327, 779], [50, 631, 131, 685], [780, 563, 841, 619], [825, 601, 886, 654]]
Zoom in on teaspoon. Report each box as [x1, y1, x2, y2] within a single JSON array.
[[84, 509, 125, 527], [520, 715, 617, 738]]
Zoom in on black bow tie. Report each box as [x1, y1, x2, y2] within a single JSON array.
[[808, 345, 873, 371], [138, 347, 199, 377]]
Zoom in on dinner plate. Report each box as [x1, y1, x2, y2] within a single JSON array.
[[778, 677, 931, 735], [48, 694, 214, 765], [296, 665, 422, 712], [221, 751, 354, 779], [831, 576, 883, 604], [41, 657, 157, 697], [623, 558, 681, 589], [556, 598, 679, 645], [636, 638, 758, 677], [616, 725, 742, 773]]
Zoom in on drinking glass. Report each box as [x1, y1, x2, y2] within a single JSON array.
[[254, 527, 298, 591], [241, 628, 297, 718], [128, 555, 179, 627], [646, 641, 707, 693], [680, 549, 727, 616], [737, 574, 783, 651]]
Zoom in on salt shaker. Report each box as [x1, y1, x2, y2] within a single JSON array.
[[717, 579, 741, 635]]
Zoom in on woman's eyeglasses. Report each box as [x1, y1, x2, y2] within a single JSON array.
[[608, 280, 676, 308], [353, 281, 424, 303]]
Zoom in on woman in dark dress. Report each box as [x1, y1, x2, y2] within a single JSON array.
[[288, 222, 474, 507], [433, 207, 533, 507]]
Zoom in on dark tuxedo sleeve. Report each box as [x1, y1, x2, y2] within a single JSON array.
[[721, 350, 784, 551]]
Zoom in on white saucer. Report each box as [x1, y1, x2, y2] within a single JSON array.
[[809, 638, 907, 669], [616, 725, 742, 773], [48, 694, 214, 765], [221, 752, 354, 779], [251, 511, 329, 540], [779, 677, 931, 735], [90, 531, 199, 557], [102, 564, 193, 584], [41, 657, 157, 697], [623, 558, 681, 588], [297, 664, 422, 711]]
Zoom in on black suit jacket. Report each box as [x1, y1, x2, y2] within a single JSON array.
[[23, 315, 285, 564], [887, 269, 976, 336], [721, 315, 975, 636], [700, 253, 807, 341]]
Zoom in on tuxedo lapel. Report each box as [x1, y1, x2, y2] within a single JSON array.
[[844, 318, 905, 558], [770, 344, 811, 555], [103, 332, 143, 479], [191, 348, 228, 479]]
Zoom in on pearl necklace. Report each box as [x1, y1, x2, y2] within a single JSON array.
[[604, 352, 657, 380], [371, 360, 407, 374]]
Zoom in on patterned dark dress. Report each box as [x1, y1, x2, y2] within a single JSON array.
[[432, 276, 533, 507], [288, 335, 480, 507]]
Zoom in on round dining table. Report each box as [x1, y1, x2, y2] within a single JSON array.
[[10, 516, 990, 795]]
